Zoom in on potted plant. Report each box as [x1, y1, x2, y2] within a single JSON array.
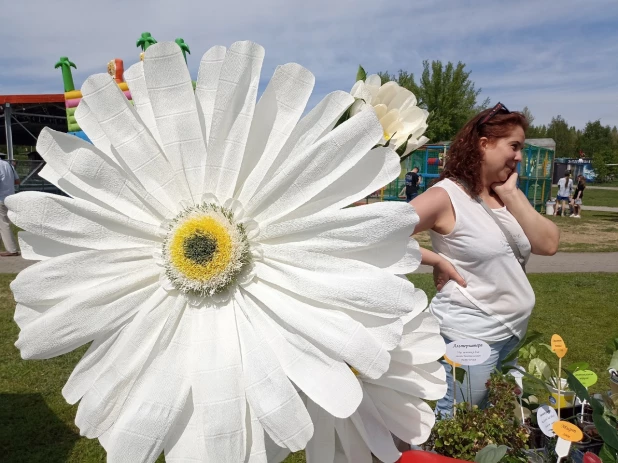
[[607, 336, 618, 396]]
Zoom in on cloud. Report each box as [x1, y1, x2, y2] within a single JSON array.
[[1, 0, 616, 129]]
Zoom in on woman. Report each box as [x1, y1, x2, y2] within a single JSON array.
[[572, 175, 586, 218], [410, 103, 559, 417], [555, 171, 573, 216]]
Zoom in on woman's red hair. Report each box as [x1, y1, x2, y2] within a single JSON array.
[[441, 108, 529, 195]]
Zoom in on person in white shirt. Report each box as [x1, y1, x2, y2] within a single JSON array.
[[0, 157, 20, 256], [410, 103, 559, 417], [554, 171, 574, 217]]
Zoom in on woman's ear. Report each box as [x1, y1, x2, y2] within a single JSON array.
[[479, 136, 488, 152]]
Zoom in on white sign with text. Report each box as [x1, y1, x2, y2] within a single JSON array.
[[445, 339, 491, 366], [538, 405, 558, 437]]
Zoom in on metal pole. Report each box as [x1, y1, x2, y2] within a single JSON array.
[[4, 103, 14, 161]]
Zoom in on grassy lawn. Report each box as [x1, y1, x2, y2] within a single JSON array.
[[416, 210, 618, 253], [551, 185, 618, 208], [1, 273, 617, 461]]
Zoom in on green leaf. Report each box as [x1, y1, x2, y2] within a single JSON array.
[[598, 443, 618, 463], [593, 414, 618, 453], [356, 65, 367, 82], [454, 365, 466, 384], [396, 134, 413, 157], [474, 444, 508, 463], [502, 330, 543, 366], [528, 358, 551, 380]]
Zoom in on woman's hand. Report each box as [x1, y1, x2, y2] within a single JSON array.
[[433, 256, 466, 291], [491, 172, 519, 201]]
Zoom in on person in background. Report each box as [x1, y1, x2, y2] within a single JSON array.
[[0, 156, 20, 256], [555, 171, 573, 217], [571, 175, 586, 218], [404, 166, 421, 202], [410, 102, 559, 417]]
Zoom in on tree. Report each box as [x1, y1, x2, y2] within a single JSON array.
[[54, 57, 77, 92], [547, 115, 578, 158], [521, 106, 535, 126], [579, 120, 616, 181], [379, 61, 487, 141], [175, 38, 191, 63], [136, 32, 157, 52]]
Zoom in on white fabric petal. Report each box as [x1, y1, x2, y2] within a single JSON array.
[[337, 309, 403, 351], [350, 390, 401, 463], [245, 404, 267, 463], [245, 281, 390, 380], [6, 192, 161, 250], [15, 266, 159, 360], [235, 296, 313, 450], [333, 418, 373, 463], [278, 146, 401, 222], [17, 231, 86, 261], [105, 303, 192, 463], [143, 42, 208, 204], [195, 45, 227, 145], [365, 74, 382, 90], [239, 288, 363, 418], [204, 41, 264, 200], [191, 300, 246, 462], [257, 245, 420, 318], [395, 312, 445, 364], [366, 361, 447, 401], [164, 394, 203, 462], [74, 100, 114, 159], [75, 290, 182, 437], [37, 128, 169, 224], [384, 239, 422, 275], [237, 63, 314, 204], [81, 73, 184, 213], [39, 162, 103, 206], [260, 202, 417, 269], [367, 384, 436, 446], [124, 61, 163, 147], [305, 398, 336, 463], [261, 91, 353, 185], [245, 108, 382, 226]]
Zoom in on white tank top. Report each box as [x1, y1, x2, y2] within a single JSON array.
[[427, 179, 535, 342]]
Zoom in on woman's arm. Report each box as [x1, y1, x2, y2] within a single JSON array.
[[493, 174, 560, 256], [411, 189, 467, 289]]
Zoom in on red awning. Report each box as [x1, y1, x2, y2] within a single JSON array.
[[0, 94, 65, 105]]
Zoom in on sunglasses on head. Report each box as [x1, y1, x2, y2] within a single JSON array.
[[476, 102, 510, 128]]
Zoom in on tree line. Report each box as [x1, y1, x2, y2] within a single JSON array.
[[379, 61, 618, 182]]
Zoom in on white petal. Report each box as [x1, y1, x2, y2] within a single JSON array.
[[373, 103, 388, 120], [204, 41, 264, 200], [195, 45, 227, 145], [337, 309, 403, 351], [384, 239, 422, 275], [350, 391, 401, 463], [389, 87, 415, 111], [164, 395, 203, 462], [235, 295, 313, 450], [366, 384, 436, 446], [239, 288, 363, 418], [394, 312, 444, 364], [245, 108, 383, 226], [74, 100, 114, 159], [366, 362, 447, 401], [245, 281, 390, 379], [278, 146, 401, 222], [260, 202, 417, 269], [305, 398, 336, 463], [17, 231, 86, 261], [6, 192, 161, 250], [365, 74, 382, 88], [334, 418, 373, 463], [105, 306, 192, 463], [237, 63, 314, 204], [375, 81, 400, 107], [245, 404, 267, 463], [37, 128, 169, 224], [15, 267, 160, 359], [143, 42, 208, 204], [348, 99, 367, 116], [259, 91, 352, 186], [75, 290, 182, 437], [257, 245, 419, 318], [191, 300, 246, 462], [81, 73, 184, 213], [124, 61, 164, 147]]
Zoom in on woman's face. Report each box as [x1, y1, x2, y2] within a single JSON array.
[[480, 125, 525, 184]]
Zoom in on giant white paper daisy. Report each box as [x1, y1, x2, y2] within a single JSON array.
[[303, 312, 447, 463], [7, 41, 426, 462]]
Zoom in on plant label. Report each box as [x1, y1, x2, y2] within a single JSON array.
[[508, 369, 524, 396], [551, 334, 566, 351], [538, 405, 558, 437], [443, 355, 461, 368], [573, 370, 598, 388], [554, 437, 571, 461], [554, 347, 568, 358], [552, 420, 583, 442], [445, 340, 490, 366]]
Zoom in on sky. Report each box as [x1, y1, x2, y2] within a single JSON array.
[[1, 0, 617, 130]]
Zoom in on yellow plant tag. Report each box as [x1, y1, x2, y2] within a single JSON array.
[[444, 355, 461, 368], [554, 347, 568, 358], [551, 334, 567, 352], [552, 420, 583, 442]]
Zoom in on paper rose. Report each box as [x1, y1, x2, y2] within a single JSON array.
[[7, 40, 426, 462], [299, 312, 447, 463], [350, 74, 429, 156]]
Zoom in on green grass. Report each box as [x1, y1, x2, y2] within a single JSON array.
[[2, 273, 617, 461], [551, 186, 618, 208]]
